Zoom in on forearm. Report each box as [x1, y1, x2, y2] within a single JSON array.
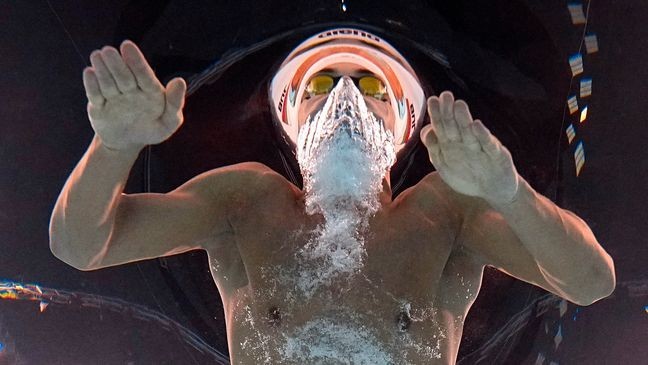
[[49, 134, 143, 269], [488, 176, 616, 302]]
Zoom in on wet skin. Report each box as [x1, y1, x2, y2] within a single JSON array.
[[61, 40, 613, 364], [206, 167, 485, 364], [213, 63, 479, 363]]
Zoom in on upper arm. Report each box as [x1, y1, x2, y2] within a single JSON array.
[[85, 161, 271, 270], [425, 174, 565, 300]]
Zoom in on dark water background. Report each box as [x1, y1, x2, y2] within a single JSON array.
[[0, 1, 646, 363]]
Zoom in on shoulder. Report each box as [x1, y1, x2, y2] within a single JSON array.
[[416, 173, 490, 270], [409, 172, 460, 214], [396, 172, 462, 237], [169, 162, 296, 213], [407, 172, 492, 239], [416, 172, 489, 216], [200, 162, 301, 218], [197, 161, 297, 201], [199, 161, 276, 180]]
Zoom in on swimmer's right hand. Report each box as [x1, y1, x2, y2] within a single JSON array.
[[82, 40, 187, 152]]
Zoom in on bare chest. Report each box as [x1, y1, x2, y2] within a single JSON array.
[[207, 190, 484, 364]]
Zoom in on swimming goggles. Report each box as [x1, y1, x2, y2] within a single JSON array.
[[304, 74, 388, 101]]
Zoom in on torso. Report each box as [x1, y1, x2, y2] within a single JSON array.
[[205, 171, 485, 364]]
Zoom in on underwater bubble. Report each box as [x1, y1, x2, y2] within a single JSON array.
[[292, 77, 395, 297]]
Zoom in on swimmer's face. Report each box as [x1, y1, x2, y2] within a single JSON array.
[[298, 62, 395, 133], [296, 75, 396, 214], [296, 75, 396, 196]]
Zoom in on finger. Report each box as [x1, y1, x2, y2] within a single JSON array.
[[87, 102, 102, 122], [472, 120, 501, 158], [440, 91, 461, 142], [427, 96, 447, 143], [90, 50, 120, 98], [100, 46, 137, 93], [420, 124, 439, 149], [82, 67, 106, 106], [159, 78, 186, 131], [453, 100, 478, 144], [120, 40, 164, 93], [165, 77, 186, 111], [420, 124, 443, 167]]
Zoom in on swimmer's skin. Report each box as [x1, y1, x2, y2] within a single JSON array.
[[420, 92, 616, 306], [49, 40, 616, 363]]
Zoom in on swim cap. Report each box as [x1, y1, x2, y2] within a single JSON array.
[[269, 27, 426, 155]]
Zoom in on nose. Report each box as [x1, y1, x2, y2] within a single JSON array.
[[337, 75, 357, 89]]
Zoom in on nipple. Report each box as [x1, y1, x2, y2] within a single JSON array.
[[397, 311, 411, 332], [267, 306, 282, 326]]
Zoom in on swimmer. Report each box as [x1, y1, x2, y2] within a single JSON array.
[[49, 28, 616, 364]]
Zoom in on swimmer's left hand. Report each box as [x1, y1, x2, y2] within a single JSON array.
[[420, 91, 519, 206]]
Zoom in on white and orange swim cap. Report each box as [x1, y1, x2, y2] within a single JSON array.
[[269, 27, 426, 155]]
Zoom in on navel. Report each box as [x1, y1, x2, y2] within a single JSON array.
[[267, 306, 282, 326]]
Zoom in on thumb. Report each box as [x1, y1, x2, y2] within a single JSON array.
[[159, 77, 186, 131], [420, 124, 442, 163], [420, 124, 439, 149], [164, 77, 187, 113]]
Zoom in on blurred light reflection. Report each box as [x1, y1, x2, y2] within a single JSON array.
[[585, 34, 599, 54], [0, 280, 230, 364], [568, 95, 579, 114], [568, 2, 587, 25], [566, 124, 576, 144], [580, 78, 592, 98], [574, 141, 585, 176], [569, 53, 584, 76]]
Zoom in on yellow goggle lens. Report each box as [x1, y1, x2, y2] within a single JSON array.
[[359, 76, 387, 98], [304, 74, 387, 100], [306, 75, 335, 96]]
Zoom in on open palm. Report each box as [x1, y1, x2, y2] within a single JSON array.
[[83, 40, 186, 151], [420, 91, 519, 205]]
